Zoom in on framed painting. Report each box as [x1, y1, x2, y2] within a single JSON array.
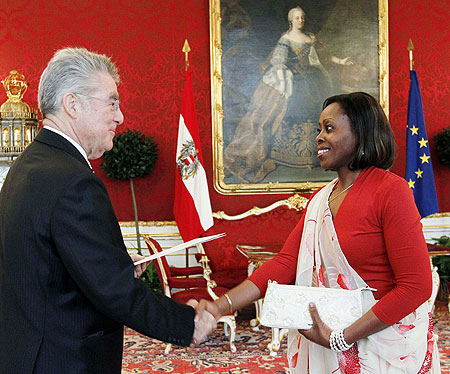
[[210, 0, 388, 194]]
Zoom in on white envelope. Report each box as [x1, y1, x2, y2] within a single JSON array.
[[134, 233, 226, 266]]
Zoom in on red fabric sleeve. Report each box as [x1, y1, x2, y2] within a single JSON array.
[[370, 176, 432, 325], [248, 213, 305, 295]]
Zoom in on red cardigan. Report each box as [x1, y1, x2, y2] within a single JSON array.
[[249, 167, 432, 325]]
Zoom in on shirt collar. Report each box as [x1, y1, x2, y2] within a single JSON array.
[[43, 126, 92, 169]]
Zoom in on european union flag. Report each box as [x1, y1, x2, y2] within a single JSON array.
[[405, 70, 439, 218]]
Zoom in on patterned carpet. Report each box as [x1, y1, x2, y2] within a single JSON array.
[[122, 308, 450, 373], [436, 307, 450, 374], [122, 317, 289, 373]]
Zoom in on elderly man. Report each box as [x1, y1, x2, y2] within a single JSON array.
[[0, 47, 216, 374]]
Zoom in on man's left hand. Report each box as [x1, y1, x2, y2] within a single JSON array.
[[129, 254, 148, 278]]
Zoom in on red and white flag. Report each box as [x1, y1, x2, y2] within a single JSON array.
[[174, 71, 213, 241]]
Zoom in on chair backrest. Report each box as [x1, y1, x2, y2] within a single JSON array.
[[144, 236, 171, 297], [212, 194, 308, 221]]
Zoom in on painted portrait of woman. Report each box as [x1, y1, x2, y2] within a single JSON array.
[[218, 0, 380, 187]]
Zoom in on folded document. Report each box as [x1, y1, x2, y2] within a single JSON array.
[[133, 233, 226, 266]]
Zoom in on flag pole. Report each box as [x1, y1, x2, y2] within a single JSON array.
[[182, 39, 191, 71], [182, 38, 190, 267], [407, 38, 414, 71]]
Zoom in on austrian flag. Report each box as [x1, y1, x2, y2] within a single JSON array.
[[174, 71, 213, 241]]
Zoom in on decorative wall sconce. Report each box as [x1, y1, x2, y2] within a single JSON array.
[[0, 70, 39, 160]]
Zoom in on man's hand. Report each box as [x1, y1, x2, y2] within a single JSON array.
[[194, 299, 221, 321], [187, 299, 217, 345], [129, 254, 148, 278]]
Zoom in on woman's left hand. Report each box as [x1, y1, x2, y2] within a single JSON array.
[[298, 303, 332, 348]]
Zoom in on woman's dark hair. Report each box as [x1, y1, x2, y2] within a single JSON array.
[[322, 92, 396, 170]]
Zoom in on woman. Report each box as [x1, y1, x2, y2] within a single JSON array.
[[212, 92, 438, 373], [224, 7, 351, 183]]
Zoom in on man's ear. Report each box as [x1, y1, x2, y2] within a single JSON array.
[[62, 93, 79, 119]]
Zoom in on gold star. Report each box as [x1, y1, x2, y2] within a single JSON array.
[[409, 125, 419, 135], [420, 153, 430, 164], [408, 179, 415, 189], [415, 169, 423, 179], [418, 138, 428, 148]]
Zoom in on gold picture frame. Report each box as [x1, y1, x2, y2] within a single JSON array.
[[210, 0, 388, 194]]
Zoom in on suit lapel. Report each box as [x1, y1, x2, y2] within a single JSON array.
[[34, 128, 91, 169]]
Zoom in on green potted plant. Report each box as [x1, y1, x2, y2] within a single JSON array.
[[140, 263, 162, 293], [434, 126, 450, 169], [101, 129, 158, 254]]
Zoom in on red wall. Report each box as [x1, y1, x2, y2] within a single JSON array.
[[1, 0, 449, 221], [388, 1, 450, 213]]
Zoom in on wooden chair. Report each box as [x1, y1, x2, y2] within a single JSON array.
[[144, 236, 237, 352]]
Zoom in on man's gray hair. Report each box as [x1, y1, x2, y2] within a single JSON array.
[[38, 47, 120, 118]]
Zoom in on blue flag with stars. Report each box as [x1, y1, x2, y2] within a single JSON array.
[[405, 70, 438, 218]]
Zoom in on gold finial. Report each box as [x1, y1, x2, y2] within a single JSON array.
[[0, 70, 38, 118], [182, 39, 191, 71], [407, 39, 414, 71], [2, 70, 28, 102]]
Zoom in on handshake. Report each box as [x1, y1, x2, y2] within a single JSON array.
[[186, 299, 221, 345], [132, 254, 224, 346]]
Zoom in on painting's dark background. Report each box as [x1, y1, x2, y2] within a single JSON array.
[[221, 0, 379, 184]]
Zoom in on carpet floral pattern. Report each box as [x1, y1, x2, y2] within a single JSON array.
[[122, 309, 450, 373], [122, 319, 288, 373], [435, 309, 450, 374]]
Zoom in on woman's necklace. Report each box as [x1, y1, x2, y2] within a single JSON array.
[[329, 183, 353, 203]]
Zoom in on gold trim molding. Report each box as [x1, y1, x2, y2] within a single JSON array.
[[119, 221, 177, 227], [118, 210, 450, 228], [378, 0, 389, 116], [424, 212, 450, 218], [119, 211, 450, 230]]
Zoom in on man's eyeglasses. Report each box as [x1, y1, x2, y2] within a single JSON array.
[[74, 93, 120, 112]]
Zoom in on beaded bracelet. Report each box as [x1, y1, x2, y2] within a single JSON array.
[[337, 330, 353, 351], [329, 331, 340, 352], [329, 329, 353, 352]]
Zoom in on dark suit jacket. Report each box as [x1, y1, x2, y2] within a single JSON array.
[[0, 129, 195, 374]]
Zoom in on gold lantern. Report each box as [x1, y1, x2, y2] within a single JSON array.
[[0, 70, 39, 159]]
